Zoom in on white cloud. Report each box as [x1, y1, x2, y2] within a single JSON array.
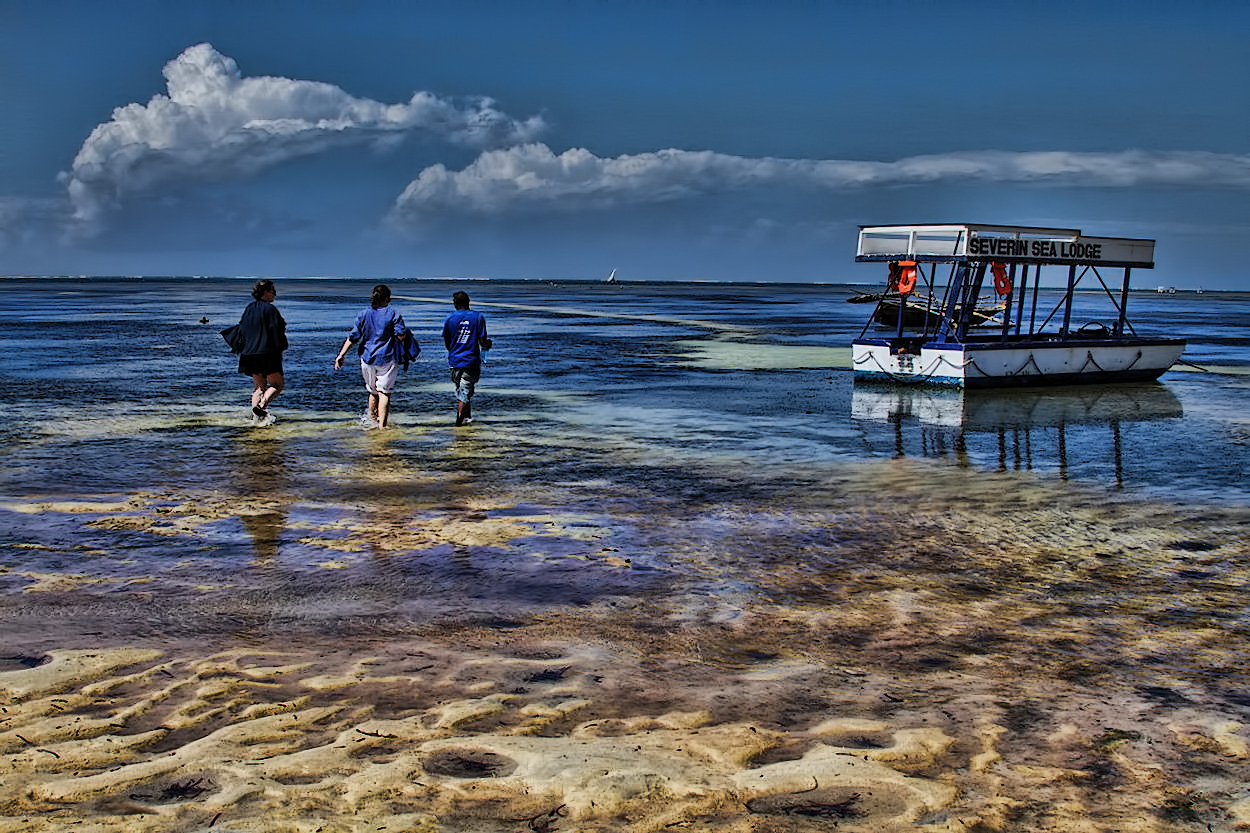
[[390, 144, 1250, 223], [63, 43, 545, 225]]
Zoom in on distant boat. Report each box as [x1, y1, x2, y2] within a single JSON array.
[[605, 269, 618, 283]]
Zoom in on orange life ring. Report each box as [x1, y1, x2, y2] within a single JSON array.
[[991, 262, 1012, 296], [896, 261, 917, 294]]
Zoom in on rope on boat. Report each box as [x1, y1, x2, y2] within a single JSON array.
[[864, 347, 1148, 383], [1076, 349, 1141, 375], [855, 350, 968, 384]]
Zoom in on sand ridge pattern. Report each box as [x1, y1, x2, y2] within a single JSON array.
[[2, 633, 1249, 832], [1, 645, 960, 832]]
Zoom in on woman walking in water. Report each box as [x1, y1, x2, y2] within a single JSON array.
[[229, 279, 288, 423], [334, 284, 417, 429]]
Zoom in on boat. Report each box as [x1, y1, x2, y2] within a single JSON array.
[[847, 291, 1003, 329], [850, 223, 1186, 387], [605, 269, 618, 284]]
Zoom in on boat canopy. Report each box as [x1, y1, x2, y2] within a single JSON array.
[[856, 224, 1155, 269]]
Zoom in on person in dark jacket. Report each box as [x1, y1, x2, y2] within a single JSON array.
[[234, 279, 288, 421]]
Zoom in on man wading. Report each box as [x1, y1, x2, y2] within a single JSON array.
[[442, 290, 493, 426]]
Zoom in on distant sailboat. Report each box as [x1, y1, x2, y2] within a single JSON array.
[[605, 269, 617, 283]]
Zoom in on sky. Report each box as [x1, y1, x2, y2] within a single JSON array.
[[1, 0, 1248, 287]]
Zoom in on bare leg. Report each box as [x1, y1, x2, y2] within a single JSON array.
[[252, 372, 283, 416], [367, 393, 379, 423], [377, 392, 392, 428], [251, 376, 267, 409]]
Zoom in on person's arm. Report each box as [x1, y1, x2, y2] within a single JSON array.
[[476, 315, 492, 351], [333, 336, 355, 369]]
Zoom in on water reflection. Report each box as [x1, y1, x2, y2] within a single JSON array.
[[851, 383, 1184, 487], [229, 431, 290, 562]]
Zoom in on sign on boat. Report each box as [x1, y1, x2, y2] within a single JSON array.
[[850, 223, 1187, 387]]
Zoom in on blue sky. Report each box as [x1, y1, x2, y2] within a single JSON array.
[[1, 0, 1247, 287]]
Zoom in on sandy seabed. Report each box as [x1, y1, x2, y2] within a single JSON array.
[[1, 621, 1248, 833], [3, 456, 1250, 833]]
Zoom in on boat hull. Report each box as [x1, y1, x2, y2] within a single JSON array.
[[852, 337, 1186, 388]]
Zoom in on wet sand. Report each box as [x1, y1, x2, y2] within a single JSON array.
[[3, 453, 1249, 832]]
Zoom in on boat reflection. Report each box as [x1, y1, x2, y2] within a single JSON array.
[[851, 382, 1184, 487]]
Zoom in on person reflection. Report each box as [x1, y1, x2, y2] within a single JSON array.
[[230, 432, 289, 564]]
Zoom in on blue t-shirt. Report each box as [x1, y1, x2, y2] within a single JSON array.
[[349, 306, 409, 366], [442, 309, 489, 368]]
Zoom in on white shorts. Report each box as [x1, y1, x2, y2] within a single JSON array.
[[361, 359, 399, 394]]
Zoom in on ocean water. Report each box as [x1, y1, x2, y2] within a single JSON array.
[[2, 277, 1249, 830]]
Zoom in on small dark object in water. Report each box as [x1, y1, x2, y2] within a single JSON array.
[[512, 803, 568, 832], [199, 316, 210, 324], [526, 665, 572, 683], [161, 778, 210, 800], [131, 777, 212, 803]]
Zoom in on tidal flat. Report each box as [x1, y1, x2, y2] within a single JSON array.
[[1, 278, 1248, 831]]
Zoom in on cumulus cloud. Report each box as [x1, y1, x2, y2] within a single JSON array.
[[390, 143, 1250, 223], [63, 43, 545, 225]]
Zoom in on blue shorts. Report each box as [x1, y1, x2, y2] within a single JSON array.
[[450, 365, 480, 403]]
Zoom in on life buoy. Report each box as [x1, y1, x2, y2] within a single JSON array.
[[896, 260, 917, 294], [991, 262, 1012, 296]]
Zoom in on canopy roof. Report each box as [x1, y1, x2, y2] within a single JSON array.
[[856, 224, 1154, 268]]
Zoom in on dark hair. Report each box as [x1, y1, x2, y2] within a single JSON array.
[[251, 280, 276, 301], [452, 290, 470, 310], [371, 284, 391, 309]]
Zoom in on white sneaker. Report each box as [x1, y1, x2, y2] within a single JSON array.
[[360, 413, 379, 428]]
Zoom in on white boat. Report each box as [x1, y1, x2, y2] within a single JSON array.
[[605, 269, 617, 283], [851, 223, 1186, 387]]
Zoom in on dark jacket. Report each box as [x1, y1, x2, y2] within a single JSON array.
[[225, 299, 288, 355]]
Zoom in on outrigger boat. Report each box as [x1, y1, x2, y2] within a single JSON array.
[[847, 290, 1004, 329], [851, 223, 1187, 387]]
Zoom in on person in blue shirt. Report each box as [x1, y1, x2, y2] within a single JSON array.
[[334, 284, 417, 429], [441, 290, 493, 426]]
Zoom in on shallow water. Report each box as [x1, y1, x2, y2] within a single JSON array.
[[1, 278, 1248, 831]]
